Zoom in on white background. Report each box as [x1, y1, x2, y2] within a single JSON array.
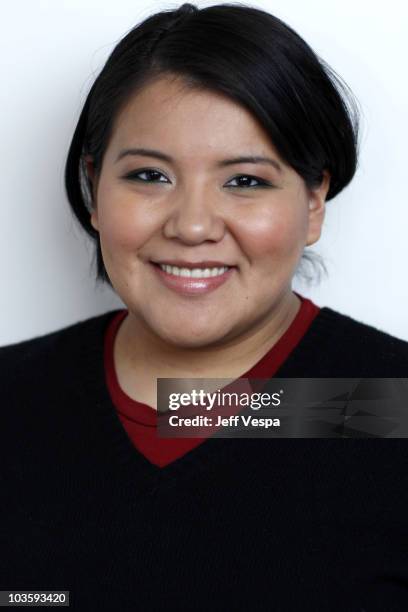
[[1, 0, 407, 345]]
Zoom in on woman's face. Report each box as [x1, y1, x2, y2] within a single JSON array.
[[87, 74, 330, 348]]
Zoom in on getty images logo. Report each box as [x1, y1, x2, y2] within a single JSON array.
[[167, 388, 283, 411]]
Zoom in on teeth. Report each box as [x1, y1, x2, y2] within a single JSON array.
[[159, 264, 229, 278]]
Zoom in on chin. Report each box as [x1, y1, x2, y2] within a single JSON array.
[[156, 323, 229, 349]]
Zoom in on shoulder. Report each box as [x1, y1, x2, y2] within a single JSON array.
[[320, 306, 408, 354], [0, 310, 121, 477], [0, 309, 119, 384], [306, 306, 408, 375]]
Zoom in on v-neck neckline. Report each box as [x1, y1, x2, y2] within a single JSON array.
[[78, 300, 331, 479]]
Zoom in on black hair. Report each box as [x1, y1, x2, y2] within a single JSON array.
[[64, 1, 360, 287]]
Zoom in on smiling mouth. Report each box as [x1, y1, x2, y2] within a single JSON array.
[[149, 261, 236, 295], [153, 263, 231, 278]]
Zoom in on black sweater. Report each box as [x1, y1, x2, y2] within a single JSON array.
[[1, 306, 408, 611]]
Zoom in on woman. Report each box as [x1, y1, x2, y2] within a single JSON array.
[[1, 3, 407, 611]]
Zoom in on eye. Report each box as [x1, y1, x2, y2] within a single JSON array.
[[122, 168, 169, 183], [225, 175, 273, 189], [122, 169, 274, 189]]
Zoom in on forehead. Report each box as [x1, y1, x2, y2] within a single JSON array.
[[107, 74, 283, 162]]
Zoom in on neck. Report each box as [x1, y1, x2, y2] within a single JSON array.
[[113, 291, 301, 406]]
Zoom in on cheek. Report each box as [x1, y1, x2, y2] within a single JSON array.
[[97, 191, 155, 253], [235, 203, 307, 261]]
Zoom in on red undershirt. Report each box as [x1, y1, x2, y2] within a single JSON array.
[[104, 291, 320, 467]]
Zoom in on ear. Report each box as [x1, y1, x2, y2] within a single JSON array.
[[90, 207, 99, 232], [84, 155, 99, 232], [305, 170, 331, 246]]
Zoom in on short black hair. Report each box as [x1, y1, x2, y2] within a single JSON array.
[[64, 2, 360, 287]]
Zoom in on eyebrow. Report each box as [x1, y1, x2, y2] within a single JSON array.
[[115, 147, 282, 173]]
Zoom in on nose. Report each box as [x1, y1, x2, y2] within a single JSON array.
[[162, 183, 225, 245]]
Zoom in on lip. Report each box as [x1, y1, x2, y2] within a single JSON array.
[[151, 259, 235, 269], [150, 262, 235, 295]]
